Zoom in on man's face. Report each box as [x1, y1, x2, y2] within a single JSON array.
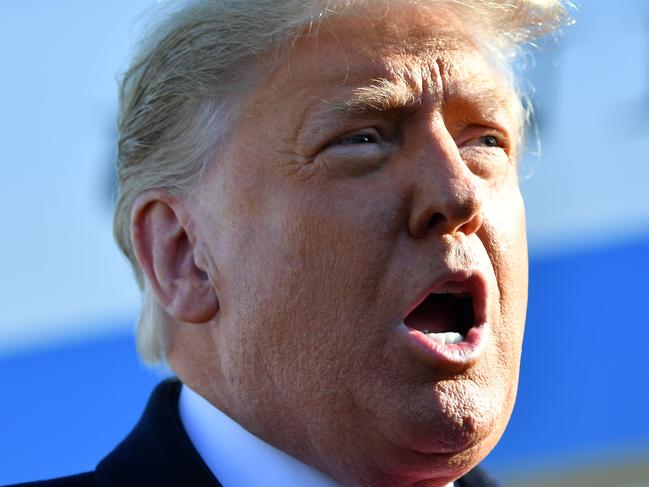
[[190, 5, 528, 486]]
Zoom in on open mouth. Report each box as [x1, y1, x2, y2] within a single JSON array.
[[403, 276, 485, 347], [399, 272, 489, 368], [404, 290, 474, 345]]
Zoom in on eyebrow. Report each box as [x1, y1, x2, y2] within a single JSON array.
[[327, 75, 514, 124], [329, 77, 423, 115]]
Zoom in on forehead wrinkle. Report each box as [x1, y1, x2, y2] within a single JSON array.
[[441, 56, 512, 106], [437, 53, 520, 125]]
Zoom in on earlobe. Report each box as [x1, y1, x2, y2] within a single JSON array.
[[131, 191, 219, 324]]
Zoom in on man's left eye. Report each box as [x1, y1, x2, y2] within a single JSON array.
[[461, 133, 508, 152], [479, 135, 500, 148]]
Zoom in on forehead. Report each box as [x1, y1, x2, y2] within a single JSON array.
[[248, 4, 519, 133]]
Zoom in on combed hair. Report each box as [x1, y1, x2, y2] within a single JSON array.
[[113, 0, 572, 365]]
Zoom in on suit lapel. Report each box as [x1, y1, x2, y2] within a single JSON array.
[[95, 379, 222, 487]]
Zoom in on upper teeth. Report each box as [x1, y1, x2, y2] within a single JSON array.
[[422, 331, 464, 345]]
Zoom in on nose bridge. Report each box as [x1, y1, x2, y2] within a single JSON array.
[[407, 123, 484, 239]]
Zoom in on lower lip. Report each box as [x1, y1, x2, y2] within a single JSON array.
[[398, 322, 489, 370]]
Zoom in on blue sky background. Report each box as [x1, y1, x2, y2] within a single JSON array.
[[1, 1, 648, 485]]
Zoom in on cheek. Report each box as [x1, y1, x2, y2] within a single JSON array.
[[495, 185, 528, 343], [264, 182, 403, 309], [215, 184, 404, 399], [481, 180, 528, 401], [484, 175, 528, 312]]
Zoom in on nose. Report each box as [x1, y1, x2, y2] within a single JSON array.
[[407, 129, 484, 239]]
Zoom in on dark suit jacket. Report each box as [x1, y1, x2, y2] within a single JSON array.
[[7, 379, 500, 486]]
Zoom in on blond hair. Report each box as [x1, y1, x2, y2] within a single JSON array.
[[113, 0, 572, 365]]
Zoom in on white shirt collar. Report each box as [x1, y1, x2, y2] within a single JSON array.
[[179, 383, 454, 487], [179, 383, 342, 487]]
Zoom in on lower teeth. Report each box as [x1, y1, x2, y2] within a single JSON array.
[[423, 331, 464, 345]]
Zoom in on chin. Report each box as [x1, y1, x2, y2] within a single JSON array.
[[320, 386, 513, 487], [365, 430, 496, 487], [411, 425, 504, 486], [399, 412, 498, 468], [419, 379, 510, 445], [370, 380, 513, 483]]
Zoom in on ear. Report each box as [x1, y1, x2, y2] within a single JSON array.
[[131, 190, 219, 324]]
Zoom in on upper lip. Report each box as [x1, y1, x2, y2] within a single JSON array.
[[401, 270, 488, 329]]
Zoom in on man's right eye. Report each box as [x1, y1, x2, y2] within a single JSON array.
[[319, 127, 391, 177], [334, 129, 380, 145]]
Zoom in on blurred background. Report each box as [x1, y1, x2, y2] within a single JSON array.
[[1, 1, 648, 485]]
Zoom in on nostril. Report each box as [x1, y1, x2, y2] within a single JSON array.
[[427, 212, 446, 230], [457, 212, 484, 236]]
